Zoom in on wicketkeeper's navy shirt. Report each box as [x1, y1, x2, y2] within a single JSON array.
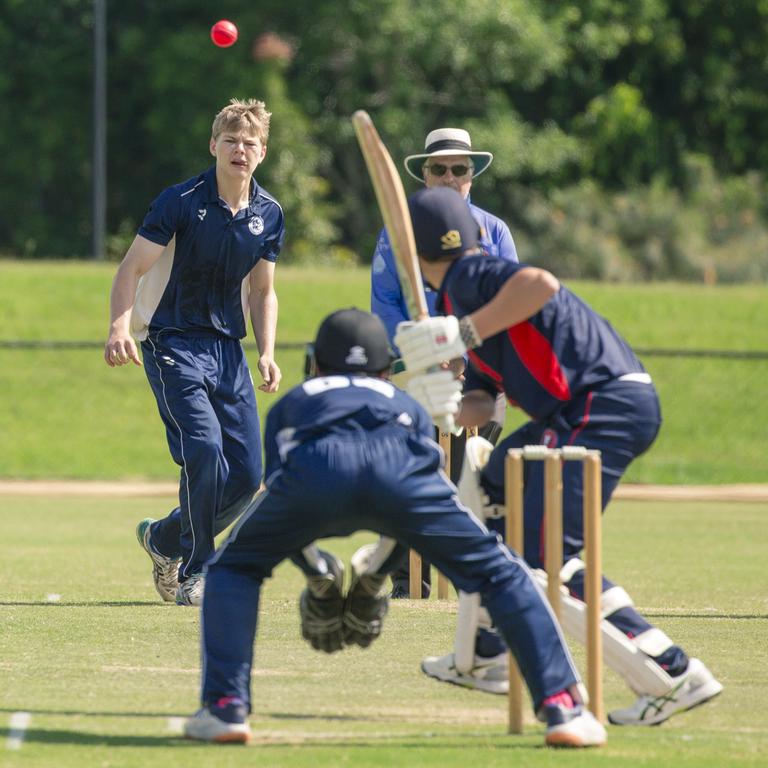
[[437, 256, 647, 422], [131, 165, 284, 340]]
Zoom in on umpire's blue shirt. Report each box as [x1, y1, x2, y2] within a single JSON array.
[[130, 166, 285, 340], [437, 256, 647, 422], [371, 200, 517, 345]]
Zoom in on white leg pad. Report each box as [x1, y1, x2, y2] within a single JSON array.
[[453, 592, 494, 673], [453, 437, 495, 674], [456, 436, 494, 519], [454, 591, 481, 673], [532, 566, 676, 696]]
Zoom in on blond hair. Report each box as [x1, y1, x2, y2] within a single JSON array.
[[211, 99, 271, 143]]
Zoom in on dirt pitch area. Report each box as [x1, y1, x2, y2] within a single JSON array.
[[0, 480, 766, 501]]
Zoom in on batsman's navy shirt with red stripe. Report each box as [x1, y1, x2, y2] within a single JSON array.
[[130, 166, 284, 341], [437, 256, 646, 422]]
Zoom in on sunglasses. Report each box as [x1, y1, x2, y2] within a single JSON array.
[[424, 163, 473, 177]]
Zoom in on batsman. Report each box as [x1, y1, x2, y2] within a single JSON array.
[[395, 186, 723, 727]]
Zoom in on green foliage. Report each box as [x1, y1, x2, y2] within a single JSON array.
[[2, 0, 768, 279], [502, 159, 768, 283]]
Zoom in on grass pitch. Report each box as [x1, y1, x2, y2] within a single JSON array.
[[0, 492, 766, 766]]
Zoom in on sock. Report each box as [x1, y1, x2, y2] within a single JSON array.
[[542, 689, 575, 710], [210, 696, 247, 723]]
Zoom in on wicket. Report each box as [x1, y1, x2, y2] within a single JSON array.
[[505, 445, 604, 731]]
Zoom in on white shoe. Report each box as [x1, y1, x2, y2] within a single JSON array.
[[184, 707, 251, 743], [608, 658, 723, 726], [544, 705, 607, 748], [421, 652, 508, 695], [175, 572, 205, 607], [136, 518, 180, 603]]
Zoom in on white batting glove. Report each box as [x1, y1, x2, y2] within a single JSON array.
[[406, 370, 463, 423], [394, 316, 467, 372]]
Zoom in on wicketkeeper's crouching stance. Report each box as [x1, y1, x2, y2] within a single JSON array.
[[184, 308, 606, 748], [394, 186, 723, 727]]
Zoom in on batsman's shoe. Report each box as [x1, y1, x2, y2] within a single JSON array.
[[390, 583, 410, 600], [136, 518, 180, 603], [175, 572, 205, 607], [184, 698, 251, 744], [421, 651, 508, 695], [543, 704, 607, 748], [608, 658, 722, 726]]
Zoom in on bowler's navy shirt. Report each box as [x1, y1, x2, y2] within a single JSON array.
[[437, 256, 646, 422], [132, 166, 284, 340], [264, 375, 433, 480]]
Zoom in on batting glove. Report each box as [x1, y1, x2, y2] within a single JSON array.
[[299, 550, 345, 654], [394, 316, 467, 373], [406, 370, 463, 423]]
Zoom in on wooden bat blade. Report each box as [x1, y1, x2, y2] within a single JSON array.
[[352, 110, 428, 321]]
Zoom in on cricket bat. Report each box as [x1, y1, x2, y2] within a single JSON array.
[[352, 110, 428, 323]]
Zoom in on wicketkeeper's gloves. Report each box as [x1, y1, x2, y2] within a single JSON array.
[[342, 544, 390, 649], [299, 549, 346, 654]]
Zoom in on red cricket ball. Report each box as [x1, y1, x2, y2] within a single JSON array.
[[211, 20, 238, 48]]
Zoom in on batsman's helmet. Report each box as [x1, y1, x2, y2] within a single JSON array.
[[313, 308, 394, 375], [408, 187, 481, 262]]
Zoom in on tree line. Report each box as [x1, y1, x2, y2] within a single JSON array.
[[2, 0, 767, 281]]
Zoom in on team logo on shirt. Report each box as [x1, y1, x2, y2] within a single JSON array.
[[345, 346, 368, 366], [197, 208, 207, 221], [248, 216, 265, 235]]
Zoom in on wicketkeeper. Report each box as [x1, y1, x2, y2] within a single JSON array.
[[184, 308, 606, 748], [394, 186, 723, 727]]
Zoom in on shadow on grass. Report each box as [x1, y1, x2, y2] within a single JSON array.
[[0, 727, 542, 751], [1, 728, 187, 748], [0, 601, 165, 607]]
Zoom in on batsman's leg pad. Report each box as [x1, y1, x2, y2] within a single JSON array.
[[453, 437, 498, 674], [535, 559, 676, 696], [453, 591, 496, 673], [456, 436, 494, 520], [343, 543, 390, 649]]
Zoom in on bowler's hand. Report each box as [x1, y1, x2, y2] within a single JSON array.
[[104, 332, 142, 367], [257, 356, 281, 393]]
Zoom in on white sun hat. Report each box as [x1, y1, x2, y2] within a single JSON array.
[[404, 128, 494, 181]]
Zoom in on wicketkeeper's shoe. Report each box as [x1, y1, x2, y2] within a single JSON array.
[[136, 518, 180, 603], [421, 651, 508, 695], [608, 657, 723, 726], [184, 697, 251, 744], [175, 572, 205, 607], [542, 703, 607, 748]]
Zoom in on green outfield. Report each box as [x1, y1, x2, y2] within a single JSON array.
[[0, 259, 767, 483], [0, 492, 766, 766]]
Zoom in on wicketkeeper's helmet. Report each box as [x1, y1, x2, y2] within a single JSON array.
[[313, 308, 394, 375]]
